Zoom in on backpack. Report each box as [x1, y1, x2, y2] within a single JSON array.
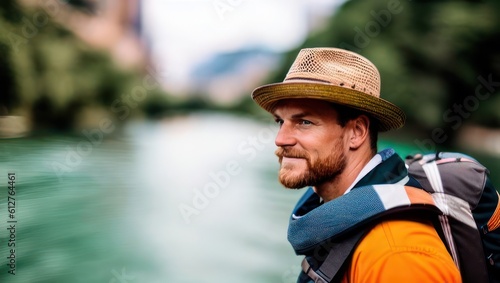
[[299, 152, 500, 283], [405, 152, 500, 283]]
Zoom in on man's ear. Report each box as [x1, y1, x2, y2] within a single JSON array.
[[349, 115, 370, 150]]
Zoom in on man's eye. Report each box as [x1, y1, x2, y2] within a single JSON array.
[[275, 119, 284, 126], [300, 120, 312, 125]]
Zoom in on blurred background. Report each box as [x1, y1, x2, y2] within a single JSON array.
[[0, 0, 499, 282]]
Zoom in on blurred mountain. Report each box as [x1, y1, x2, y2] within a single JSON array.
[[190, 48, 281, 105]]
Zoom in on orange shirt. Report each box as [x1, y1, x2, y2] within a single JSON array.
[[342, 219, 462, 283]]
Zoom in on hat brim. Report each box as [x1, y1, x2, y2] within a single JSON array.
[[252, 81, 405, 132]]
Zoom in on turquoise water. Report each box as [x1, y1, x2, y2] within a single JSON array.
[[0, 113, 304, 283], [0, 112, 498, 283]]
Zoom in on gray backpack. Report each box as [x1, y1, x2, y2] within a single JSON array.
[[405, 152, 500, 283]]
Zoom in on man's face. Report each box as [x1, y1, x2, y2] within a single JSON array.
[[273, 99, 348, 189]]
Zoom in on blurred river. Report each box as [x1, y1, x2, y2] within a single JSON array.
[[0, 112, 306, 283]]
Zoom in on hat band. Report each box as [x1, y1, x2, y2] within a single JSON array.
[[285, 77, 331, 84]]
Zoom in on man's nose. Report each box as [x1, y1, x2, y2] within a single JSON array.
[[275, 122, 296, 147]]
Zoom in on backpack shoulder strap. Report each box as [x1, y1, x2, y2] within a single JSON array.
[[301, 228, 366, 283]]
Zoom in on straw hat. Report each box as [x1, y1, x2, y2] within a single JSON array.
[[251, 48, 405, 131]]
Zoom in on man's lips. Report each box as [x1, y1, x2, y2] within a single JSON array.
[[282, 156, 304, 159], [280, 156, 306, 165], [275, 148, 308, 162]]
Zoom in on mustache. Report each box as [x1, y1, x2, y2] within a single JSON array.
[[275, 147, 309, 159]]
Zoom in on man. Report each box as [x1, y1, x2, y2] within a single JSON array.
[[251, 48, 461, 282]]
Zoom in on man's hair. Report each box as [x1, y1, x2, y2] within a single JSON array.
[[330, 103, 379, 154]]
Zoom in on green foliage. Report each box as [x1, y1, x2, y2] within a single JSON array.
[[0, 1, 169, 133]]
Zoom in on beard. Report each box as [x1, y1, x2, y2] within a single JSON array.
[[275, 140, 346, 189]]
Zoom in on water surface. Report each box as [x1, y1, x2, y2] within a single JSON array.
[[0, 113, 304, 283]]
